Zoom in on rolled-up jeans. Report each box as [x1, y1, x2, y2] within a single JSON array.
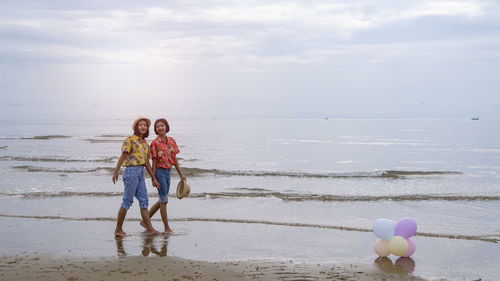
[[121, 165, 148, 210], [155, 167, 171, 203]]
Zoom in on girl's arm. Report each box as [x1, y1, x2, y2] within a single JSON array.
[[112, 152, 128, 184], [152, 158, 158, 176], [146, 152, 160, 188], [174, 159, 186, 181]]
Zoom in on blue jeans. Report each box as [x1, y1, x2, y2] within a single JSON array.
[[155, 168, 171, 203], [121, 166, 149, 210]]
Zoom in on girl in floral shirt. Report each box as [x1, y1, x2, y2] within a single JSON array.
[[143, 118, 186, 233], [112, 117, 161, 237]]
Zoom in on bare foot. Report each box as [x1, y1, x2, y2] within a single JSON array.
[[139, 220, 147, 230], [114, 230, 128, 237], [147, 229, 162, 235], [164, 228, 173, 234]]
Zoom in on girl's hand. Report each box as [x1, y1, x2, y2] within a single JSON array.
[[181, 176, 187, 182], [152, 178, 160, 189], [112, 172, 119, 184]]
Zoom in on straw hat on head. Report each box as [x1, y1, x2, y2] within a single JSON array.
[[132, 116, 151, 130], [176, 180, 190, 199]]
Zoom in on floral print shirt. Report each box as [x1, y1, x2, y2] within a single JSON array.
[[150, 136, 180, 169], [121, 135, 149, 166]]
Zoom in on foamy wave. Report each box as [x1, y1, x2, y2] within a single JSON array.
[[0, 135, 71, 140], [0, 213, 497, 243], [97, 134, 128, 138], [1, 156, 117, 163], [272, 138, 329, 144], [0, 191, 123, 198], [2, 190, 496, 202], [462, 148, 500, 153], [85, 139, 123, 143], [9, 165, 464, 179], [340, 141, 426, 146], [182, 168, 462, 179], [11, 165, 115, 174]]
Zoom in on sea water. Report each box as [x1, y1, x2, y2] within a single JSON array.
[[0, 118, 499, 280]]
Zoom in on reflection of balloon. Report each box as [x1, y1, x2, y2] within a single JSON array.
[[374, 239, 391, 257], [395, 218, 417, 238], [403, 238, 416, 257], [395, 257, 415, 273], [373, 218, 396, 240], [374, 257, 394, 272], [389, 236, 408, 256]]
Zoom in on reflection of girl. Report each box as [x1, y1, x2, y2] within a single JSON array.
[[144, 118, 186, 233], [112, 117, 161, 237], [142, 235, 168, 257]]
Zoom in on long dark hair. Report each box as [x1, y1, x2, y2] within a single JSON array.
[[154, 118, 170, 135], [133, 119, 150, 138]]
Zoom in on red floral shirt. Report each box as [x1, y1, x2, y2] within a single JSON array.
[[150, 136, 180, 169]]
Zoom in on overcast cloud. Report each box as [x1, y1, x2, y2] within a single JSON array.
[[1, 0, 500, 119]]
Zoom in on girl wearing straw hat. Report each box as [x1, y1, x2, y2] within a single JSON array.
[[142, 118, 186, 233], [112, 117, 161, 237]]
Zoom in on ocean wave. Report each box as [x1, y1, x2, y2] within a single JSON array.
[[182, 167, 463, 179], [0, 191, 123, 198], [97, 134, 128, 138], [9, 165, 463, 179], [340, 141, 428, 146], [462, 148, 500, 153], [11, 165, 115, 173], [85, 139, 123, 143], [1, 156, 117, 163], [0, 213, 497, 243], [0, 135, 71, 140], [2, 190, 497, 202], [192, 192, 500, 202]]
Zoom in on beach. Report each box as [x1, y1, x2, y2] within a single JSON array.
[[1, 118, 499, 281], [0, 253, 426, 281], [0, 214, 495, 281], [2, 0, 500, 279]]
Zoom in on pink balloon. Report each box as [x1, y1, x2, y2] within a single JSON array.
[[395, 218, 417, 238], [403, 237, 416, 257]]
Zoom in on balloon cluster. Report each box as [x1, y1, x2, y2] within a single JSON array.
[[373, 218, 417, 257]]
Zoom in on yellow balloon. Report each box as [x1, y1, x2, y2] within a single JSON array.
[[389, 236, 409, 256], [374, 239, 391, 257]]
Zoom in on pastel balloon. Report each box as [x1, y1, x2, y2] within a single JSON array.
[[395, 218, 417, 238], [373, 218, 396, 240], [389, 236, 408, 256], [374, 239, 391, 257], [402, 237, 416, 257]]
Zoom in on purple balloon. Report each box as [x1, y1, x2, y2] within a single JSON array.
[[395, 218, 417, 238]]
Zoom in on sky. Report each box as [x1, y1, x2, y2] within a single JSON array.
[[1, 0, 500, 119]]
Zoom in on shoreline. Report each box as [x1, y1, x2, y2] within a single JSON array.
[[0, 254, 427, 281], [1, 216, 495, 280]]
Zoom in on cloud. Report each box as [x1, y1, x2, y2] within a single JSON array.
[[0, 0, 495, 68], [1, 0, 499, 119]]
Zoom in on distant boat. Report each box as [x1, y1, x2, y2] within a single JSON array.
[[471, 117, 479, 120]]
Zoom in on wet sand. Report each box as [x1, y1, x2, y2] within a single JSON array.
[[2, 216, 492, 280], [0, 254, 426, 281]]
